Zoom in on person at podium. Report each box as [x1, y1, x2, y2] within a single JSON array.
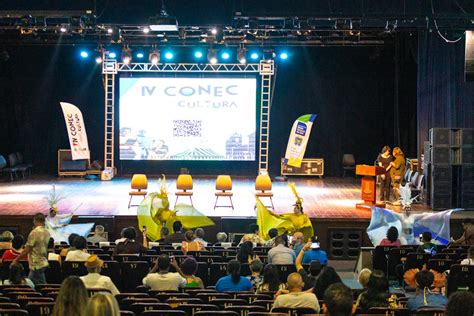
[[376, 146, 393, 203], [387, 147, 405, 205]]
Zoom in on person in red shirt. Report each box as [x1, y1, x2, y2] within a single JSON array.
[[1, 234, 25, 262], [379, 226, 401, 247]]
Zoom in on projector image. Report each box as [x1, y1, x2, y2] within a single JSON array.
[[149, 16, 178, 31]]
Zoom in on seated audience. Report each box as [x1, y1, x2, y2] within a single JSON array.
[[85, 293, 120, 316], [356, 270, 397, 312], [461, 246, 474, 265], [215, 232, 228, 245], [180, 257, 204, 288], [407, 270, 447, 311], [47, 238, 61, 263], [295, 246, 321, 291], [237, 240, 258, 264], [114, 228, 127, 244], [379, 226, 401, 247], [264, 228, 279, 247], [216, 259, 253, 292], [445, 291, 474, 316], [271, 272, 320, 312], [291, 232, 305, 256], [323, 283, 354, 316], [1, 234, 24, 262], [313, 266, 343, 300], [247, 259, 263, 289], [301, 239, 328, 265], [268, 235, 296, 265], [257, 263, 286, 293], [164, 221, 186, 244], [416, 231, 437, 254], [194, 227, 208, 246], [450, 218, 474, 246], [2, 263, 35, 288], [239, 224, 265, 246], [65, 236, 90, 261], [0, 231, 14, 250], [157, 227, 169, 243], [182, 230, 204, 254], [357, 268, 372, 289], [80, 255, 120, 296], [60, 233, 79, 257], [114, 227, 147, 255], [87, 225, 108, 245], [143, 254, 186, 291], [52, 276, 89, 316]]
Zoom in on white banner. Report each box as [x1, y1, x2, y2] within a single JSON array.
[[60, 102, 90, 160], [284, 114, 317, 168]]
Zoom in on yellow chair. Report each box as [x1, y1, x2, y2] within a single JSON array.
[[175, 174, 193, 207], [255, 174, 274, 209], [128, 174, 148, 209], [214, 175, 234, 210]]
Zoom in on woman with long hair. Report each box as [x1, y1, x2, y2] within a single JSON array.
[[52, 276, 89, 316], [215, 259, 253, 292], [377, 146, 393, 203], [356, 270, 397, 312], [257, 264, 286, 293], [387, 147, 405, 206], [85, 293, 120, 316], [236, 241, 256, 264], [4, 263, 35, 288], [313, 266, 342, 300]]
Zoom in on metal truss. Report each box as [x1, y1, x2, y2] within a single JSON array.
[[116, 62, 260, 73]]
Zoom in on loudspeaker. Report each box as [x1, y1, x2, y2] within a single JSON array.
[[430, 128, 450, 146], [461, 192, 474, 208], [461, 165, 474, 183], [431, 147, 450, 164], [430, 180, 452, 210], [432, 165, 452, 182], [423, 141, 431, 166], [462, 147, 474, 164], [462, 128, 474, 146], [328, 229, 362, 260]]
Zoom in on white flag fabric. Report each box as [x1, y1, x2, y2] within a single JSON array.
[[60, 102, 90, 160], [284, 114, 317, 168]]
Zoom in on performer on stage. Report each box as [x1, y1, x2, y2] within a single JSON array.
[[376, 146, 393, 203], [387, 147, 405, 206]]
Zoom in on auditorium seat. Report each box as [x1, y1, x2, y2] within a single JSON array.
[[226, 305, 267, 315], [25, 301, 55, 315], [0, 154, 18, 181], [115, 293, 150, 303], [194, 311, 239, 316], [387, 248, 411, 278], [0, 297, 11, 303], [195, 262, 209, 286], [166, 297, 203, 307], [101, 260, 121, 289], [15, 297, 54, 308], [119, 297, 159, 310], [0, 309, 29, 316], [251, 300, 275, 311], [236, 293, 272, 304], [274, 264, 297, 283], [198, 255, 223, 264], [115, 254, 141, 263], [177, 303, 219, 315], [413, 307, 446, 315], [62, 261, 87, 279], [404, 253, 431, 270], [271, 307, 318, 316], [247, 313, 288, 316], [121, 261, 149, 292], [129, 302, 171, 315], [209, 263, 228, 285], [372, 246, 395, 274], [154, 292, 189, 302], [120, 311, 135, 316], [447, 264, 474, 295], [209, 298, 247, 308], [4, 292, 42, 301], [142, 310, 187, 316], [427, 259, 453, 273], [45, 260, 62, 284], [195, 292, 231, 304], [0, 303, 20, 310]]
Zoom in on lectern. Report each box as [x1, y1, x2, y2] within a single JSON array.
[[356, 164, 386, 210]]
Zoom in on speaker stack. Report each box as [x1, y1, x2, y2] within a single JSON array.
[[428, 128, 474, 210]]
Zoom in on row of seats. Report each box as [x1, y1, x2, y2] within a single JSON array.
[[0, 153, 32, 181]]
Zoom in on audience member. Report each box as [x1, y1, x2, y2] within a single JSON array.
[[12, 213, 50, 285], [357, 268, 372, 289], [216, 232, 228, 244], [461, 246, 474, 265], [416, 232, 437, 254], [85, 293, 120, 316], [52, 276, 89, 316], [180, 257, 204, 288], [313, 266, 342, 300], [323, 283, 354, 316], [451, 218, 474, 246], [65, 236, 90, 261], [2, 263, 35, 288], [356, 270, 397, 312], [268, 235, 296, 265], [407, 270, 447, 311], [445, 291, 474, 316], [80, 255, 120, 296], [295, 246, 321, 291], [257, 264, 286, 293], [164, 221, 186, 243], [0, 231, 14, 249], [194, 228, 208, 246], [264, 228, 279, 247], [291, 232, 305, 256], [87, 225, 108, 244], [114, 228, 127, 245], [1, 234, 24, 262], [114, 227, 147, 255], [379, 226, 401, 247], [215, 259, 253, 292], [239, 224, 265, 246], [237, 240, 257, 264], [247, 259, 263, 289], [157, 227, 169, 243], [143, 254, 186, 291], [182, 230, 204, 254], [60, 233, 79, 257], [271, 272, 320, 312], [47, 238, 61, 263], [388, 147, 405, 205], [300, 239, 328, 265]]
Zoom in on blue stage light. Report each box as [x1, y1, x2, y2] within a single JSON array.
[[136, 52, 144, 59], [80, 51, 89, 58], [221, 52, 230, 60], [164, 51, 173, 60], [279, 52, 288, 60], [250, 52, 259, 60], [108, 52, 117, 59], [194, 51, 203, 58]]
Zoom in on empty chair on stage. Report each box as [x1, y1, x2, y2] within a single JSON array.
[[342, 154, 356, 177], [255, 174, 274, 209], [175, 174, 193, 207], [214, 175, 234, 210], [128, 174, 148, 209]]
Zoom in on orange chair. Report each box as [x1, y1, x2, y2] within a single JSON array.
[[174, 174, 193, 207], [255, 174, 274, 209], [128, 174, 148, 209], [214, 175, 234, 209]]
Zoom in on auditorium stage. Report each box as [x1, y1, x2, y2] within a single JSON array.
[[0, 175, 432, 219]]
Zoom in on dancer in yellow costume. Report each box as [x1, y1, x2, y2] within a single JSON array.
[[137, 176, 214, 241], [256, 182, 314, 242]]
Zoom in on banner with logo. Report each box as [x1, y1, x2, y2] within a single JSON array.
[[284, 114, 317, 168], [60, 102, 90, 160]]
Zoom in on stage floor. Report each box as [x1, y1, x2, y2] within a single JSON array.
[[0, 175, 432, 219]]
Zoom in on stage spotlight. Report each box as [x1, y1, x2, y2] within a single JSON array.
[[194, 51, 203, 59], [211, 28, 217, 35], [136, 52, 145, 59], [164, 51, 173, 60], [250, 52, 259, 60], [95, 55, 103, 64], [208, 50, 218, 64], [107, 27, 113, 34], [279, 52, 288, 60], [122, 47, 132, 64], [237, 48, 246, 64], [108, 52, 117, 59], [143, 27, 150, 34], [80, 50, 89, 58], [149, 50, 160, 64], [221, 51, 230, 60], [59, 24, 69, 33]]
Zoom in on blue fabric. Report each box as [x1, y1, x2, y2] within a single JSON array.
[[302, 249, 328, 265], [294, 243, 304, 257], [407, 293, 448, 311], [215, 275, 253, 292]]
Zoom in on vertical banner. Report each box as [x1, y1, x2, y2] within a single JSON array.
[[60, 102, 90, 160], [284, 114, 317, 168]]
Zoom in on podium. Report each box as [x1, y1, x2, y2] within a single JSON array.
[[355, 165, 386, 210]]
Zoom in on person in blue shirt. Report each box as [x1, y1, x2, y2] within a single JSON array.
[[301, 239, 328, 265], [215, 260, 254, 292], [407, 270, 447, 311]]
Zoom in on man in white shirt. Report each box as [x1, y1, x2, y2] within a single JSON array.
[[65, 236, 90, 261], [143, 254, 186, 291], [271, 272, 320, 312], [80, 255, 120, 296], [268, 236, 296, 265]]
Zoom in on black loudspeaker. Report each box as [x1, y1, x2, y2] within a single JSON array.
[[462, 165, 474, 182], [328, 229, 362, 260], [431, 147, 450, 164], [430, 128, 450, 146], [432, 165, 452, 182], [462, 128, 474, 145], [423, 141, 431, 166], [461, 192, 474, 208], [462, 147, 473, 164], [430, 182, 453, 210]]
